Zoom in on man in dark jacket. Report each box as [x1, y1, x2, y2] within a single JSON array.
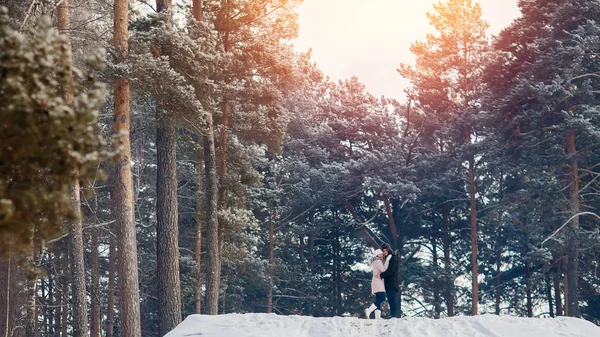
[[379, 243, 399, 318]]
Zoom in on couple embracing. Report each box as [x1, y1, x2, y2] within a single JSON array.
[[365, 243, 399, 319]]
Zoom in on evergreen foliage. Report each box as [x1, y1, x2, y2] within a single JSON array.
[[0, 8, 106, 256]]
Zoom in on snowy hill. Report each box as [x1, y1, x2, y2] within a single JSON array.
[[165, 313, 600, 337]]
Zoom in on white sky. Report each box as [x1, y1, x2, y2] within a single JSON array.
[[292, 0, 522, 100]]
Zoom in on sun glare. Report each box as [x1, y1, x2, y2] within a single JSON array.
[[294, 0, 521, 99]]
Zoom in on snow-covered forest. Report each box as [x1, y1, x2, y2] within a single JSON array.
[[0, 0, 599, 337]]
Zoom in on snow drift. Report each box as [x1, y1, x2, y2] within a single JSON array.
[[165, 313, 599, 337]]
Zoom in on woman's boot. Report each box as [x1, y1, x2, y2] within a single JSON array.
[[374, 309, 382, 319], [364, 304, 377, 319]]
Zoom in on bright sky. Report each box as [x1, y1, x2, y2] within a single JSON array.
[[293, 0, 522, 100]]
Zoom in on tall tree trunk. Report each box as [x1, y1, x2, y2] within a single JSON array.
[[525, 262, 533, 317], [192, 0, 220, 317], [106, 229, 116, 337], [203, 130, 221, 315], [61, 251, 68, 337], [565, 130, 579, 317], [495, 243, 502, 315], [267, 209, 276, 313], [112, 0, 142, 334], [442, 204, 454, 316], [47, 254, 54, 337], [546, 270, 554, 318], [57, 3, 89, 335], [68, 176, 89, 337], [155, 0, 182, 333], [333, 226, 342, 316], [41, 273, 48, 337], [469, 158, 478, 315], [431, 237, 441, 318], [195, 145, 204, 314], [553, 255, 563, 316], [217, 0, 231, 251], [25, 240, 37, 337], [156, 109, 182, 335], [307, 228, 315, 270], [89, 182, 101, 337], [0, 251, 10, 337]]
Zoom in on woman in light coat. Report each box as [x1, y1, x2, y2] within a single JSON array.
[[364, 249, 391, 319]]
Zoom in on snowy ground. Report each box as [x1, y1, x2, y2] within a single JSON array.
[[165, 313, 600, 337]]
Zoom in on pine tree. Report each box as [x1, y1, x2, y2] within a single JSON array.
[[112, 0, 142, 334], [398, 0, 490, 315], [485, 0, 600, 318], [154, 0, 183, 332]]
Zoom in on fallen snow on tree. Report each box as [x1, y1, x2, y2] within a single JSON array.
[[165, 313, 599, 337]]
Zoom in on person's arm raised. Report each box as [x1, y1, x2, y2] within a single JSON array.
[[380, 255, 397, 279]]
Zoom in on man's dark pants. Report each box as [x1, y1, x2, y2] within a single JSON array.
[[386, 288, 398, 317]]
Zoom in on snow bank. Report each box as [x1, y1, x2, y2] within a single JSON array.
[[165, 313, 600, 337]]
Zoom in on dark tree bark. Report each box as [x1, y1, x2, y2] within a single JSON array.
[[57, 3, 88, 335], [431, 238, 441, 318], [25, 240, 37, 337], [468, 157, 479, 316], [525, 262, 533, 317], [267, 209, 276, 313], [546, 271, 554, 318], [203, 131, 221, 315], [112, 0, 142, 334], [106, 229, 116, 337], [89, 182, 101, 337], [442, 204, 454, 316], [191, 0, 220, 316], [0, 252, 10, 337], [565, 130, 579, 317], [195, 145, 204, 314], [553, 255, 563, 316], [156, 112, 182, 334]]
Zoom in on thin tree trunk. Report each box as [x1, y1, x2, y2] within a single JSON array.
[[333, 225, 342, 315], [431, 238, 441, 318], [267, 209, 276, 313], [112, 0, 142, 334], [563, 279, 569, 315], [341, 199, 379, 249], [68, 175, 89, 337], [192, 0, 220, 316], [307, 229, 315, 270], [195, 145, 204, 314], [565, 130, 579, 317], [57, 3, 89, 335], [495, 243, 502, 315], [0, 251, 10, 337], [469, 158, 478, 315], [25, 239, 37, 337], [203, 131, 221, 314], [41, 275, 48, 337], [106, 229, 116, 337], [525, 262, 533, 317], [441, 204, 454, 316], [89, 184, 101, 337], [61, 252, 68, 337], [553, 255, 563, 316], [47, 253, 54, 337], [546, 270, 554, 318], [217, 1, 231, 250]]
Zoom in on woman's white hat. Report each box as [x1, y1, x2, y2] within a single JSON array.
[[374, 249, 383, 256]]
